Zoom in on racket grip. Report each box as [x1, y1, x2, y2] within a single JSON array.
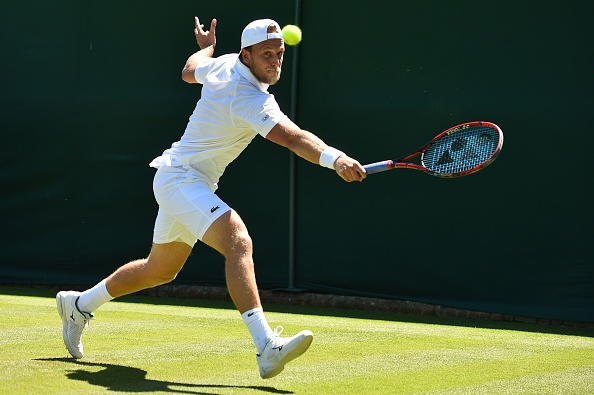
[[363, 160, 393, 175]]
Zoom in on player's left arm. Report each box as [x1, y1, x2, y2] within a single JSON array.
[[182, 17, 217, 84], [267, 120, 366, 182]]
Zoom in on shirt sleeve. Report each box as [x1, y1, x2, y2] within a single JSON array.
[[194, 54, 238, 84], [194, 57, 217, 84], [232, 94, 290, 137]]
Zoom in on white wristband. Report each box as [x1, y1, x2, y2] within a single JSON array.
[[319, 146, 344, 169]]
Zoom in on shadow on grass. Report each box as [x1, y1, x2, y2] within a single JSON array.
[[5, 285, 593, 338], [34, 358, 292, 394]]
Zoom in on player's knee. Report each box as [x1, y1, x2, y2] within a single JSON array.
[[160, 272, 178, 284], [151, 269, 178, 286], [143, 258, 182, 286], [230, 230, 253, 258]]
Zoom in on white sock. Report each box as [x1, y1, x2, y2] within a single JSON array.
[[77, 279, 114, 313], [242, 308, 275, 354]]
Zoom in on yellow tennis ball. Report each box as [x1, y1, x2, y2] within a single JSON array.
[[282, 25, 302, 46]]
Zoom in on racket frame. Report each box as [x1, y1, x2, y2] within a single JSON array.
[[364, 121, 503, 178]]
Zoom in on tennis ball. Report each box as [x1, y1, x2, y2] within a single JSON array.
[[282, 25, 302, 46]]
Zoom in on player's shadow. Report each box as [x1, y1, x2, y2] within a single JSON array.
[[34, 358, 293, 394]]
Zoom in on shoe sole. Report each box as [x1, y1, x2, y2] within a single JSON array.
[[281, 330, 313, 365], [56, 292, 83, 359], [261, 331, 313, 379]]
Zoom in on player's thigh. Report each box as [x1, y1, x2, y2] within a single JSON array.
[[201, 209, 252, 258], [153, 168, 231, 244]]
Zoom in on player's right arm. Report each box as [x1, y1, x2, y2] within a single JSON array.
[[182, 17, 217, 84], [266, 120, 366, 183]]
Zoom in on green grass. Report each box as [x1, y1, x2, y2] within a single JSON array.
[[1, 286, 593, 395]]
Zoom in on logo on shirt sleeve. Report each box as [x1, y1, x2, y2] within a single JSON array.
[[261, 114, 270, 122]]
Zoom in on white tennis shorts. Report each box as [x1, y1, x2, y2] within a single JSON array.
[[152, 166, 230, 247]]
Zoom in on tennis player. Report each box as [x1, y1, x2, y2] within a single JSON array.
[[56, 16, 366, 379]]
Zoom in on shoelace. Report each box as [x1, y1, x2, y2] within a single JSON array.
[[272, 326, 284, 338], [261, 326, 285, 352], [72, 319, 90, 335], [73, 298, 94, 334], [71, 313, 94, 336]]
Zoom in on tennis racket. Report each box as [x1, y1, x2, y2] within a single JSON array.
[[363, 121, 503, 178]]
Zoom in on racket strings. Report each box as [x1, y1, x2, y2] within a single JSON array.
[[422, 126, 499, 174]]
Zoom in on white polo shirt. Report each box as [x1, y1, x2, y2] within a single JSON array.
[[149, 54, 289, 189]]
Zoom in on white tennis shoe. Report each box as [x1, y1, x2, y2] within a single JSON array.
[[257, 326, 313, 379], [56, 291, 94, 359]]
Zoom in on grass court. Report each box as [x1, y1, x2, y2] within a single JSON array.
[[1, 286, 593, 394]]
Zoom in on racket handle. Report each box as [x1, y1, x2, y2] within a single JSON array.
[[363, 160, 393, 175]]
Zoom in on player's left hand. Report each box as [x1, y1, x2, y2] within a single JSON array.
[[194, 17, 217, 50]]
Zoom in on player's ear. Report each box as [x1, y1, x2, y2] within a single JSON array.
[[240, 48, 251, 65]]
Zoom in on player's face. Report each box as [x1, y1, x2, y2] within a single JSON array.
[[243, 39, 285, 85]]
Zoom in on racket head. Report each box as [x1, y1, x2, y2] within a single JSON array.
[[420, 121, 503, 177]]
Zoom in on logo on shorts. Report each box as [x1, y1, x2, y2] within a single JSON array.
[[210, 206, 220, 213]]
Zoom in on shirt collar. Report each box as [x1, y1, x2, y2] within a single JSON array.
[[234, 56, 269, 93]]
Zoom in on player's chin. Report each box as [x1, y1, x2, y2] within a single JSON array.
[[266, 70, 282, 85]]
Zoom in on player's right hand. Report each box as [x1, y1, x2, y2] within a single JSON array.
[[335, 156, 367, 183]]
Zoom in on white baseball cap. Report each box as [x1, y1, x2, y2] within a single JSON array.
[[241, 19, 283, 49]]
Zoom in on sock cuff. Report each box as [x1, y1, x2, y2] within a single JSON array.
[[241, 307, 264, 323], [77, 279, 114, 313], [99, 279, 114, 299]]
